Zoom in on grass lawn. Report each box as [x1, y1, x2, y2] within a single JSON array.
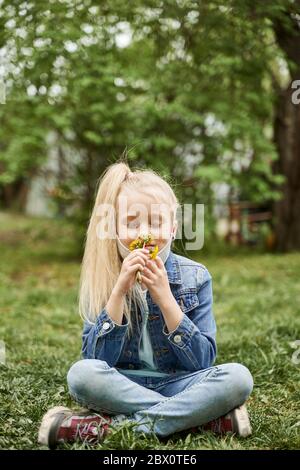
[[0, 211, 299, 450]]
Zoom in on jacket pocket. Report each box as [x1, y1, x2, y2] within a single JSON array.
[[173, 288, 199, 314]]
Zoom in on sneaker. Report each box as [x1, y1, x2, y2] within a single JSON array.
[[190, 404, 252, 437], [38, 406, 126, 448]]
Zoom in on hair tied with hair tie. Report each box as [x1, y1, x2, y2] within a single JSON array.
[[125, 171, 134, 181]]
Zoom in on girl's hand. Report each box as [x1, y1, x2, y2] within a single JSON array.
[[115, 248, 150, 296], [140, 256, 173, 307]]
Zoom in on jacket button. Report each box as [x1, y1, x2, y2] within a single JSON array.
[[102, 322, 110, 330], [174, 334, 182, 344]]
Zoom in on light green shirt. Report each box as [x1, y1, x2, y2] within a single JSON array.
[[117, 288, 170, 377]]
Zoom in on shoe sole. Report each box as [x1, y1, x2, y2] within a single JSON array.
[[232, 404, 252, 437], [38, 406, 71, 448]]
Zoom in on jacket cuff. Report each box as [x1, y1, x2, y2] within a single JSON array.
[[162, 313, 197, 348], [95, 308, 129, 339]]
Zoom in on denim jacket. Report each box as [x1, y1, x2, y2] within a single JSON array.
[[81, 250, 217, 373]]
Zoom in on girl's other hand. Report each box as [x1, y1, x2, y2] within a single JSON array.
[[115, 248, 150, 296], [140, 256, 173, 307]]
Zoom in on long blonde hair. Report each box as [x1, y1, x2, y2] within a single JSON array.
[[78, 159, 180, 336]]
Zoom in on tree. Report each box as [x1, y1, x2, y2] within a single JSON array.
[[1, 0, 299, 251], [272, 1, 300, 251]]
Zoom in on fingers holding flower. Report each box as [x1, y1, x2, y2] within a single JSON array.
[[140, 256, 171, 305]]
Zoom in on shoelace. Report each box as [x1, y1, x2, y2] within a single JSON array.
[[75, 416, 112, 443], [211, 418, 222, 433]]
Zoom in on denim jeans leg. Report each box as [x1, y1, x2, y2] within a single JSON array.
[[66, 359, 165, 415], [128, 363, 254, 437]]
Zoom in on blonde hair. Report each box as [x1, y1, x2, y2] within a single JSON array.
[[78, 159, 180, 336]]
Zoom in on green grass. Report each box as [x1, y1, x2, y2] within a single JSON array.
[[0, 211, 299, 450]]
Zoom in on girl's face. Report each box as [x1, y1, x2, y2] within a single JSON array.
[[117, 190, 177, 251]]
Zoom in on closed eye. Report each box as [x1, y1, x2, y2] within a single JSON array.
[[124, 213, 164, 228], [127, 219, 140, 228], [150, 219, 162, 228]]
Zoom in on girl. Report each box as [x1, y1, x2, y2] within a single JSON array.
[[38, 161, 253, 448]]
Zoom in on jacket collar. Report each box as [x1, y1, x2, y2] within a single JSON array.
[[164, 250, 182, 284]]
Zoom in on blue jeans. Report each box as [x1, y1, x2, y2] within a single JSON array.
[[67, 360, 253, 438]]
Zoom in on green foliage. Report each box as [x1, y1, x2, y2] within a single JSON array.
[[0, 1, 296, 226]]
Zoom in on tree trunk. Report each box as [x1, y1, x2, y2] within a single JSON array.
[[273, 78, 300, 251], [0, 178, 30, 212], [273, 3, 300, 251]]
